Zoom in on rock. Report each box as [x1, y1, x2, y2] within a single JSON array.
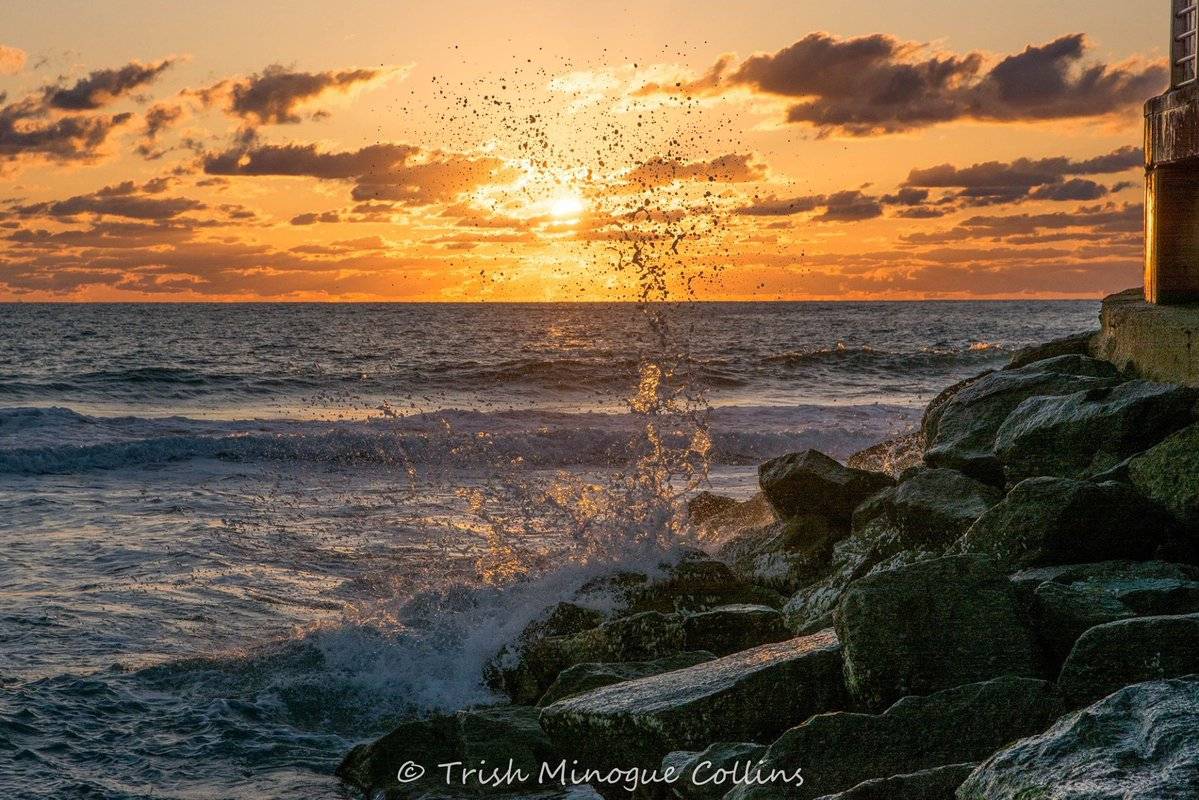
[[539, 631, 847, 774], [1013, 561, 1199, 667], [1129, 422, 1199, 527], [883, 468, 1002, 549], [834, 555, 1041, 709], [661, 742, 767, 800], [682, 605, 791, 656], [757, 450, 893, 524], [921, 371, 993, 447], [924, 360, 1119, 483], [993, 380, 1198, 483], [957, 677, 1199, 800], [497, 612, 688, 705], [487, 603, 609, 704], [623, 558, 786, 615], [1005, 331, 1097, 371], [457, 705, 558, 787], [696, 493, 778, 549], [537, 652, 717, 707], [724, 677, 1065, 800], [1057, 613, 1199, 706], [955, 478, 1176, 571], [846, 432, 924, 478], [812, 763, 976, 800], [718, 516, 840, 593], [336, 713, 461, 797], [687, 492, 740, 526]]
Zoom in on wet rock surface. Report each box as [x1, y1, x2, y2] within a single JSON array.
[[957, 678, 1199, 800], [993, 380, 1198, 483], [881, 468, 1002, 549], [681, 604, 791, 656], [539, 631, 846, 774], [1057, 612, 1199, 706], [724, 677, 1064, 800], [758, 450, 892, 524], [835, 556, 1041, 709], [1129, 421, 1199, 527], [537, 652, 716, 707], [924, 359, 1119, 483], [660, 742, 768, 800], [956, 477, 1176, 571], [812, 762, 976, 800]]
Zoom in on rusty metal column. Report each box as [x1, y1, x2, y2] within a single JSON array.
[[1145, 0, 1199, 304]]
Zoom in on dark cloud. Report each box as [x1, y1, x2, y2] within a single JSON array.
[[46, 60, 175, 110], [738, 188, 918, 221], [906, 146, 1141, 189], [901, 203, 1142, 244], [204, 141, 512, 206], [1028, 178, 1108, 202], [623, 153, 765, 188], [642, 33, 1164, 135], [202, 65, 400, 125], [8, 180, 206, 221], [818, 190, 884, 222]]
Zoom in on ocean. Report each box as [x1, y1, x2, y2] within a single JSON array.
[[0, 301, 1098, 799]]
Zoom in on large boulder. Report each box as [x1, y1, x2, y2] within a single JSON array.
[[1012, 561, 1199, 667], [487, 603, 609, 704], [681, 604, 791, 656], [993, 380, 1198, 483], [757, 450, 893, 524], [620, 558, 786, 615], [336, 705, 558, 797], [456, 705, 558, 786], [955, 477, 1177, 571], [846, 432, 924, 478], [835, 556, 1041, 709], [661, 742, 768, 800], [882, 468, 1002, 549], [1057, 613, 1199, 706], [336, 713, 460, 797], [813, 763, 975, 800], [537, 652, 716, 707], [493, 611, 686, 705], [724, 677, 1066, 800], [1129, 422, 1199, 527], [958, 677, 1199, 800], [718, 516, 841, 593], [539, 631, 847, 774], [687, 492, 740, 525], [1004, 331, 1097, 371], [923, 359, 1119, 483]]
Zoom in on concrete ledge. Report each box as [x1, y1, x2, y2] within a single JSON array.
[[1094, 288, 1199, 387]]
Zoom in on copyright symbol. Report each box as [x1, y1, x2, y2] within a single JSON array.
[[396, 761, 426, 783]]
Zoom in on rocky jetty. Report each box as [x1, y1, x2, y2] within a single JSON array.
[[336, 333, 1199, 800]]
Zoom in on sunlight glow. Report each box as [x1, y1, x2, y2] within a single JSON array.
[[549, 195, 587, 219]]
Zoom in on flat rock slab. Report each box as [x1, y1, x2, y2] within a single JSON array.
[[539, 631, 846, 774], [958, 677, 1199, 800], [835, 555, 1041, 709], [537, 652, 716, 707], [682, 604, 791, 656], [1057, 612, 1199, 706], [724, 677, 1064, 800]]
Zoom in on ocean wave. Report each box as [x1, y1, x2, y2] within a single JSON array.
[[0, 404, 916, 476]]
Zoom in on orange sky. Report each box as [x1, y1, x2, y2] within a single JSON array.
[[0, 1, 1172, 301]]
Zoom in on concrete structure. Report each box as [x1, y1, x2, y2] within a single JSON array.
[[1145, 0, 1199, 304], [1095, 289, 1199, 387]]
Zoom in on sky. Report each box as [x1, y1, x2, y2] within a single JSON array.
[[0, 0, 1172, 301]]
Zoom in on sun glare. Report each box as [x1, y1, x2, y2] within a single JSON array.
[[549, 195, 587, 219]]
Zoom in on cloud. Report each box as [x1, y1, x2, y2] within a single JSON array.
[[204, 140, 512, 206], [46, 59, 176, 110], [905, 146, 1142, 189], [623, 153, 765, 188], [8, 180, 205, 221], [737, 188, 917, 221], [201, 65, 403, 125], [901, 202, 1142, 244], [0, 45, 27, 75], [640, 33, 1165, 135]]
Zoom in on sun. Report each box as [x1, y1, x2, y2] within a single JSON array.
[[549, 194, 587, 219]]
